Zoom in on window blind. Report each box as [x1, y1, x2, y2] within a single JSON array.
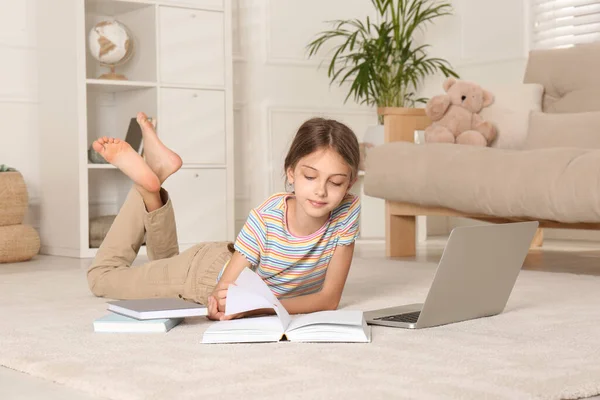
[[531, 0, 600, 49]]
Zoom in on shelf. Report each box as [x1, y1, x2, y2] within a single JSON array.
[[180, 164, 227, 169], [88, 164, 227, 170], [86, 0, 155, 16], [160, 83, 225, 91], [86, 0, 226, 14], [87, 79, 157, 92], [156, 1, 224, 12], [88, 164, 116, 169]]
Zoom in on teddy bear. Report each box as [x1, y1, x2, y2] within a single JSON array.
[[424, 77, 497, 146]]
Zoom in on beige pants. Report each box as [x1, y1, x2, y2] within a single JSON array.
[[87, 188, 232, 305]]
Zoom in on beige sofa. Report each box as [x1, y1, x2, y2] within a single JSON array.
[[364, 43, 600, 257]]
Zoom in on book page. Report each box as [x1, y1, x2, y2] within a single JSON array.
[[202, 316, 284, 344], [225, 286, 276, 317], [224, 268, 291, 330], [285, 310, 371, 343], [287, 310, 364, 332], [205, 315, 283, 333]]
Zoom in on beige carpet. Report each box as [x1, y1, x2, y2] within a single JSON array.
[[1, 255, 599, 400]]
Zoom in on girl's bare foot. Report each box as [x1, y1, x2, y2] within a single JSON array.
[[136, 112, 182, 183], [92, 137, 161, 193]]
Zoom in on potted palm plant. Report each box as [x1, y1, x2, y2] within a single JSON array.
[[307, 0, 459, 151]]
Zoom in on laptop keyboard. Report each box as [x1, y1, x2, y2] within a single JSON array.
[[375, 311, 421, 324]]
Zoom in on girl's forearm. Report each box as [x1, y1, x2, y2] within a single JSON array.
[[280, 291, 337, 314], [237, 292, 337, 319], [216, 251, 251, 289]]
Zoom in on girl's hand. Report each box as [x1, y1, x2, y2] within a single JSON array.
[[206, 296, 245, 321], [211, 281, 232, 313], [207, 296, 225, 321]]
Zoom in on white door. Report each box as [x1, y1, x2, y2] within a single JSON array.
[[159, 88, 226, 165], [162, 168, 228, 245], [159, 6, 225, 87]]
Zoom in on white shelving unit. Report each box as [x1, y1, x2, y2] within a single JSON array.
[[37, 0, 234, 258], [87, 79, 158, 92]]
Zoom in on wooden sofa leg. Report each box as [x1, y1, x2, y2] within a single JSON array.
[[530, 228, 543, 248], [386, 206, 416, 257]]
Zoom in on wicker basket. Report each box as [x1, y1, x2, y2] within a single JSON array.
[[0, 224, 40, 263], [0, 172, 28, 227]]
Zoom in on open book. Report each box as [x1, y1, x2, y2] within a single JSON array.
[[202, 268, 371, 344]]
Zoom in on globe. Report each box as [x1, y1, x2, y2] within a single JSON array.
[[88, 20, 134, 80]]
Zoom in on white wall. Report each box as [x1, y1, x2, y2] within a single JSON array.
[[422, 0, 529, 90], [0, 0, 39, 228], [231, 0, 378, 234]]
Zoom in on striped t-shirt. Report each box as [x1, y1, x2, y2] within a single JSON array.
[[220, 192, 360, 299]]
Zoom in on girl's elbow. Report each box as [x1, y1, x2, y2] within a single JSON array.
[[318, 288, 341, 310], [325, 296, 340, 311]]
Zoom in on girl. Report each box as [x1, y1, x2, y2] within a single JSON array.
[[87, 113, 361, 321]]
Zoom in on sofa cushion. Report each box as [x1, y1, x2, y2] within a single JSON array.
[[523, 42, 600, 113], [479, 83, 544, 150], [523, 111, 600, 150], [364, 142, 600, 223]]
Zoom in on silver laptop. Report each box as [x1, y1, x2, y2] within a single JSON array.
[[365, 221, 539, 329]]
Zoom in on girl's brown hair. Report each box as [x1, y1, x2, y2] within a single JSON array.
[[284, 118, 360, 187]]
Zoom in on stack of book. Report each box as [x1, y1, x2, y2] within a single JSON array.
[[93, 298, 208, 333]]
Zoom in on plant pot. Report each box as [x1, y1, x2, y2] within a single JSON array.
[[377, 107, 431, 143]]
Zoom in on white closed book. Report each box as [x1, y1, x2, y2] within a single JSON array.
[[107, 298, 207, 320], [94, 314, 182, 333], [202, 268, 371, 344]]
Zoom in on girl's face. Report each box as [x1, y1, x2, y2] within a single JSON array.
[[286, 147, 355, 220]]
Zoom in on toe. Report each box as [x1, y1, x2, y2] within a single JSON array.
[[92, 140, 104, 153]]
